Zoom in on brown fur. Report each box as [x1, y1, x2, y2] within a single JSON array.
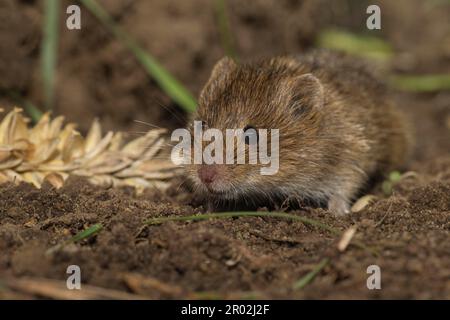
[[186, 50, 414, 215]]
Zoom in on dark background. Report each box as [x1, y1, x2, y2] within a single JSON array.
[[0, 0, 449, 299]]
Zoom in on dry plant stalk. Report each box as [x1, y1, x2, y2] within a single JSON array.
[[0, 108, 180, 192], [337, 226, 357, 252]]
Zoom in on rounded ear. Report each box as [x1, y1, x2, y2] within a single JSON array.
[[209, 56, 236, 81], [287, 73, 324, 116], [199, 57, 236, 102]]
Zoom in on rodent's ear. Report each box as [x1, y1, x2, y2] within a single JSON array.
[[288, 73, 324, 115], [210, 56, 236, 81], [199, 57, 236, 102]]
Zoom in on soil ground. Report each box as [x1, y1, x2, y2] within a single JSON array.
[[0, 0, 449, 299]]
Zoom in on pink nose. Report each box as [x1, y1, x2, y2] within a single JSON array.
[[198, 166, 218, 185]]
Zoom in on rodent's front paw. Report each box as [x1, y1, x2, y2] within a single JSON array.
[[328, 196, 350, 216], [205, 201, 216, 213]]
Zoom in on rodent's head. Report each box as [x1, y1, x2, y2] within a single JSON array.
[[186, 56, 326, 201]]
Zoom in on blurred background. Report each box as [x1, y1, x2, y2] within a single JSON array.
[[0, 0, 449, 162], [1, 1, 450, 300]]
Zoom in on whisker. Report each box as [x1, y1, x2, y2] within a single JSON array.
[[122, 131, 150, 136], [133, 119, 169, 130], [153, 97, 187, 124], [140, 143, 177, 149], [174, 177, 190, 193]]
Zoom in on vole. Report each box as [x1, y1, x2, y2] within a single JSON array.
[[185, 50, 413, 215]]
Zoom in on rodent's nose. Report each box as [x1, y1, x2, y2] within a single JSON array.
[[198, 166, 218, 185]]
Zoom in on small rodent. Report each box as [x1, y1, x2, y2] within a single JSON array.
[[186, 50, 413, 215]]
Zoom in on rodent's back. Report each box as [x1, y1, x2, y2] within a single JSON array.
[[295, 50, 414, 174]]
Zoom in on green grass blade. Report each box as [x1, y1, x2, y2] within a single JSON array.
[[46, 223, 103, 255], [145, 211, 340, 235], [389, 74, 450, 92], [1, 90, 43, 123], [316, 28, 393, 61], [145, 211, 378, 255], [80, 0, 197, 113], [41, 0, 60, 110], [69, 223, 103, 243], [22, 100, 43, 123], [215, 0, 238, 60], [293, 258, 329, 290]]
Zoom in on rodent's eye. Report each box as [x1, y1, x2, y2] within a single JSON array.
[[243, 125, 258, 145]]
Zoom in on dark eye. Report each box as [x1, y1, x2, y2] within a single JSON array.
[[243, 125, 258, 145]]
